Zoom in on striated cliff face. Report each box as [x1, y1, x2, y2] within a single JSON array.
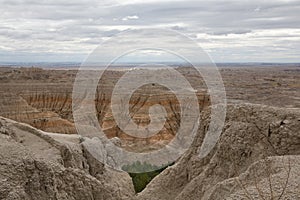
[[98, 83, 209, 152], [0, 91, 76, 134], [0, 67, 210, 151], [1, 65, 298, 140], [0, 68, 77, 133]]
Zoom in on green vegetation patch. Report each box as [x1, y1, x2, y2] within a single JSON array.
[[122, 161, 174, 193]]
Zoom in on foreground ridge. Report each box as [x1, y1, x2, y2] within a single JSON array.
[[0, 103, 299, 200]]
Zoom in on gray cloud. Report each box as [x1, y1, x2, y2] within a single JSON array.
[[0, 0, 299, 62]]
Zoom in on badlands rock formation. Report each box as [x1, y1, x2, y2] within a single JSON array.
[[0, 67, 210, 151], [0, 67, 76, 134], [0, 117, 135, 200], [1, 103, 299, 200], [135, 104, 300, 200], [0, 66, 299, 138], [0, 66, 299, 199]]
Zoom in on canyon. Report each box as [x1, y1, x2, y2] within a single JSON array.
[[0, 65, 299, 199], [0, 67, 212, 151]]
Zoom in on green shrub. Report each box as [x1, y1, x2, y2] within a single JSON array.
[[122, 161, 173, 193]]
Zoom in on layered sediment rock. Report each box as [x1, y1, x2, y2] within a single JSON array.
[[0, 67, 210, 151], [98, 83, 209, 152], [0, 91, 76, 134]]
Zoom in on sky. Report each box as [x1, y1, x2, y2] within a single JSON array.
[[0, 0, 300, 63]]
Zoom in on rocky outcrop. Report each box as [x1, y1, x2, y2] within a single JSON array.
[[206, 155, 300, 199], [135, 104, 300, 200], [1, 101, 299, 199], [0, 116, 135, 200]]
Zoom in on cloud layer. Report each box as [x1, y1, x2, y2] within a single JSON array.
[[0, 0, 299, 62]]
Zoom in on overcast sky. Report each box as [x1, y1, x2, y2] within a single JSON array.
[[0, 0, 299, 63]]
